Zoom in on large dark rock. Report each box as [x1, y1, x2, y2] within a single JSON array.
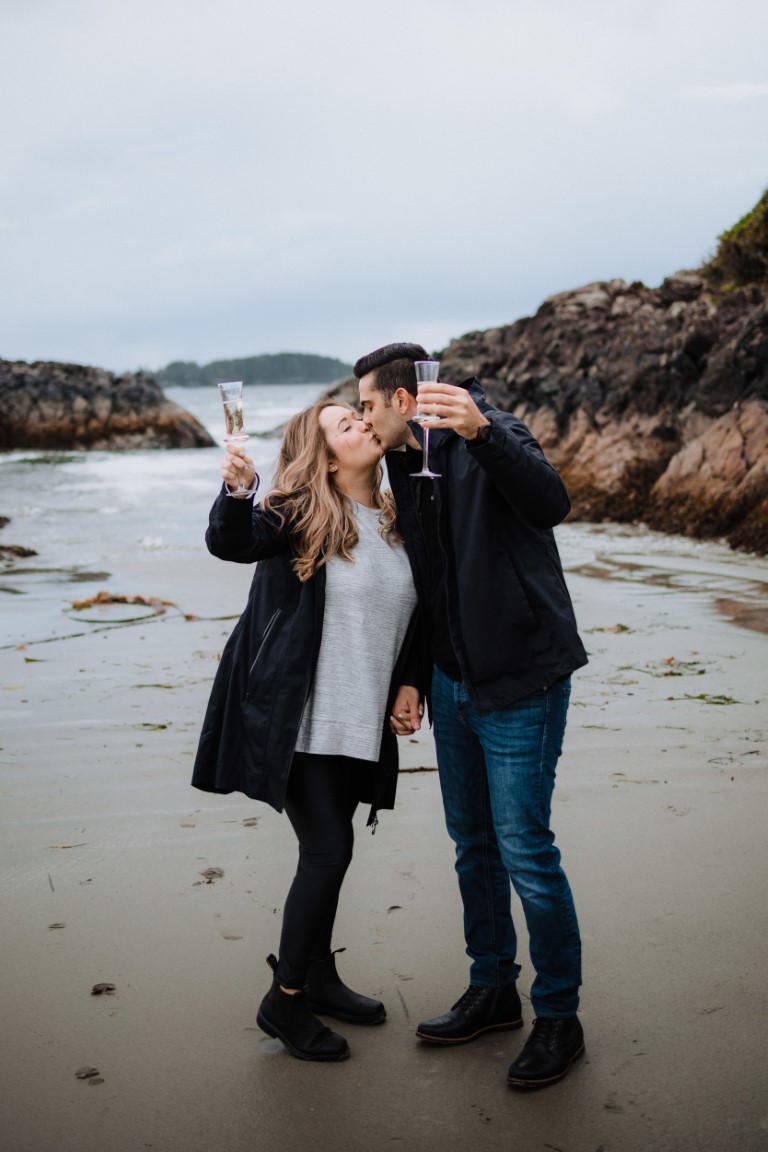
[[332, 274, 768, 553], [437, 269, 768, 554], [331, 192, 768, 554], [0, 359, 215, 450], [331, 191, 768, 550]]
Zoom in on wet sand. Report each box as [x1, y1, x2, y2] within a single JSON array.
[[1, 533, 767, 1152]]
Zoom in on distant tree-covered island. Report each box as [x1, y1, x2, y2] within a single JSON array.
[[156, 352, 353, 387]]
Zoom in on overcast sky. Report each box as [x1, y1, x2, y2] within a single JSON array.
[[1, 0, 767, 374]]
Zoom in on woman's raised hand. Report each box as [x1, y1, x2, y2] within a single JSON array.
[[221, 444, 257, 493]]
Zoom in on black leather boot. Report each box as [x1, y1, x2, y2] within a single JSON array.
[[507, 1015, 585, 1088], [416, 982, 524, 1044], [304, 948, 386, 1025], [256, 955, 350, 1061]]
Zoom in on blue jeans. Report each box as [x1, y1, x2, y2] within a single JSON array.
[[431, 667, 582, 1017]]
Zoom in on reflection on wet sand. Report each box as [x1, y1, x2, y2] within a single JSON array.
[[568, 551, 768, 634]]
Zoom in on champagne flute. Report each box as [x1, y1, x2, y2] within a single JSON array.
[[218, 380, 259, 498], [411, 360, 441, 478]]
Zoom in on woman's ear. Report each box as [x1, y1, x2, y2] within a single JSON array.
[[328, 460, 337, 473]]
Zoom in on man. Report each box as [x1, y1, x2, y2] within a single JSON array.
[[355, 342, 588, 1090]]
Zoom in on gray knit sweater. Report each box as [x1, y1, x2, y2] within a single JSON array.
[[295, 502, 417, 762]]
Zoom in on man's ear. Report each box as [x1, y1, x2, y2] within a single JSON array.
[[393, 387, 413, 414]]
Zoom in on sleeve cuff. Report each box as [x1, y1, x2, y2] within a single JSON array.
[[466, 416, 503, 457]]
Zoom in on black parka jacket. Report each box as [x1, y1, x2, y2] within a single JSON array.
[[386, 378, 588, 715], [191, 489, 424, 824]]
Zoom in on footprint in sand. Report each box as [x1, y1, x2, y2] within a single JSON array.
[[75, 1066, 102, 1082], [196, 867, 225, 885]]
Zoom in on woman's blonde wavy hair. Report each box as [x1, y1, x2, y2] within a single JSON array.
[[262, 399, 400, 582]]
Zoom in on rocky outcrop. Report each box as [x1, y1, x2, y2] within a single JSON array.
[[333, 251, 768, 553], [435, 193, 768, 555], [0, 359, 215, 450], [438, 274, 768, 552]]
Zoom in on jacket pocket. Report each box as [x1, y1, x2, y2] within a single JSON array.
[[245, 609, 282, 700], [495, 540, 538, 628]]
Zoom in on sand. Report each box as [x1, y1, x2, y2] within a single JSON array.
[[1, 531, 767, 1152]]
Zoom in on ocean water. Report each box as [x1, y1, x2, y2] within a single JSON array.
[[0, 383, 323, 570], [0, 383, 325, 646], [1, 382, 765, 649]]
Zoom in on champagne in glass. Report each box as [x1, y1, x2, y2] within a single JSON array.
[[411, 360, 441, 479], [218, 380, 258, 497]]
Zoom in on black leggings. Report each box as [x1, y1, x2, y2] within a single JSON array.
[[276, 752, 363, 989]]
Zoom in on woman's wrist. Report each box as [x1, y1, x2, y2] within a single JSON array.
[[223, 471, 258, 497]]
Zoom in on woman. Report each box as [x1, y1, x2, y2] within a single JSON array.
[[192, 399, 424, 1063]]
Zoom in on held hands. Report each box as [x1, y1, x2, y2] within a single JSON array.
[[415, 382, 490, 441], [390, 685, 423, 736], [221, 443, 257, 494]]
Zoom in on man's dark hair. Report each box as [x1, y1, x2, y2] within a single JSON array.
[[353, 342, 430, 400]]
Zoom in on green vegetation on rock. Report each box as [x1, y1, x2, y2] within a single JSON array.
[[711, 188, 768, 287], [156, 352, 353, 387]]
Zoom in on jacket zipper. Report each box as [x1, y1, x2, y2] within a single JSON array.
[[413, 471, 470, 686]]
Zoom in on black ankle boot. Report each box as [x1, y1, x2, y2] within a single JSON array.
[[416, 982, 524, 1044], [304, 948, 386, 1025], [256, 955, 350, 1061], [507, 1016, 585, 1089]]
